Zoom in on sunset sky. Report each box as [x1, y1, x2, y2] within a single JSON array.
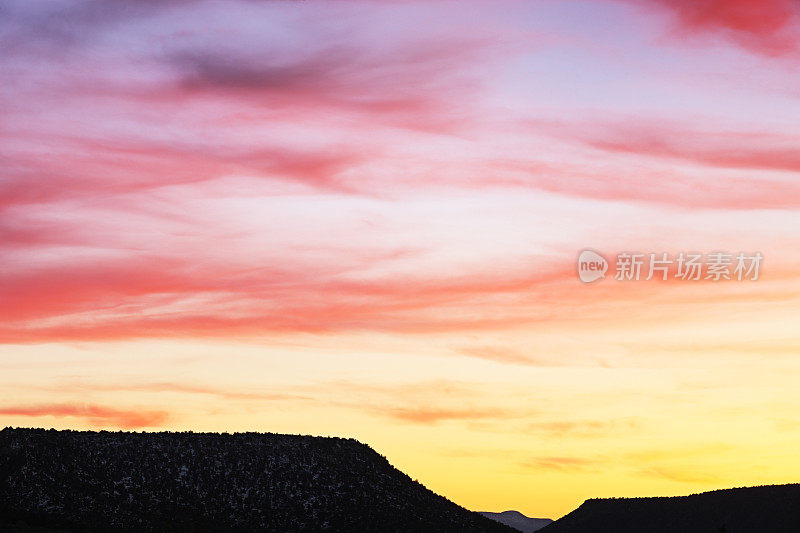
[[4, 0, 800, 519]]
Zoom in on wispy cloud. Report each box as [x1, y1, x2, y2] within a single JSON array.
[[522, 456, 599, 473], [456, 345, 559, 366], [0, 404, 168, 429], [29, 381, 310, 403], [375, 406, 509, 424], [637, 465, 726, 484], [527, 418, 641, 438]]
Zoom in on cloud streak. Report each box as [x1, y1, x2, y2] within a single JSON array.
[[0, 404, 169, 429], [522, 456, 599, 473]]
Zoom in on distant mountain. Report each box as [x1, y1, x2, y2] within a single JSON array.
[[0, 427, 515, 532], [479, 510, 552, 532], [539, 483, 800, 533]]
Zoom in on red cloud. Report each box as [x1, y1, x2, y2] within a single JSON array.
[[0, 264, 571, 343], [638, 0, 800, 55], [0, 404, 169, 429]]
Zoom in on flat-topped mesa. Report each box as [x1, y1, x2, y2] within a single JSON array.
[[0, 427, 514, 532]]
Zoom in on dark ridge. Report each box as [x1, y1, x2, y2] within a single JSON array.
[[539, 483, 800, 533], [0, 427, 514, 532], [478, 510, 552, 532]]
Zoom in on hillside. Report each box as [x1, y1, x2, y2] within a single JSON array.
[[540, 483, 800, 533], [0, 428, 514, 532], [479, 510, 552, 532]]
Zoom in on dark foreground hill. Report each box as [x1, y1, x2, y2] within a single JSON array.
[[0, 427, 514, 532], [478, 510, 552, 532], [539, 483, 800, 533]]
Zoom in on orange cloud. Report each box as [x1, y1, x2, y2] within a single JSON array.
[[376, 406, 509, 424], [523, 456, 599, 473], [456, 345, 554, 366], [0, 404, 169, 429], [527, 419, 641, 438], [637, 465, 726, 484]]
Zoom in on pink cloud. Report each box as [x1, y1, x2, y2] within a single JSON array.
[[2, 0, 799, 346], [581, 120, 800, 174], [508, 118, 800, 209]]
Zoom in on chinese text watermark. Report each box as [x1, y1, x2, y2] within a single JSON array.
[[578, 250, 762, 283]]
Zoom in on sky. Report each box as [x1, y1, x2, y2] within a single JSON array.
[[3, 0, 800, 520]]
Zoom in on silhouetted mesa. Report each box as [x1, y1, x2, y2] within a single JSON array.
[[479, 510, 552, 532], [539, 484, 800, 533], [0, 428, 515, 532]]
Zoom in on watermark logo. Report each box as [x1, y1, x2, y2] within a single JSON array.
[[578, 250, 763, 283], [577, 249, 608, 283]]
